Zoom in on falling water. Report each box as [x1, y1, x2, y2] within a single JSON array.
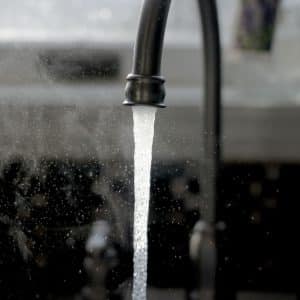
[[132, 106, 157, 300]]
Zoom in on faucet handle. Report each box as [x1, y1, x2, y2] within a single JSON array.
[[189, 220, 216, 299], [78, 220, 119, 300]]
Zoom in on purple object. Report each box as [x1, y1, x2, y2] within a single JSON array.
[[236, 0, 281, 51]]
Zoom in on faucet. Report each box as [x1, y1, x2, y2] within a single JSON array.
[[123, 0, 221, 298], [123, 0, 221, 221]]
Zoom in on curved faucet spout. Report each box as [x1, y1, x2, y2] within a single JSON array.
[[123, 0, 171, 107], [124, 0, 222, 297], [123, 0, 222, 223], [123, 0, 221, 113]]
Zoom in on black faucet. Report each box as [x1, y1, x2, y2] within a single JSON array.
[[123, 0, 221, 221], [123, 0, 222, 297]]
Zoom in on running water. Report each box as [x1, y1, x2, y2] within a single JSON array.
[[132, 106, 157, 300]]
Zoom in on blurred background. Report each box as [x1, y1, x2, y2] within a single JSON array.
[[0, 0, 298, 299]]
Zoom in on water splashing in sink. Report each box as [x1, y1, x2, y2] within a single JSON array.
[[132, 106, 157, 300]]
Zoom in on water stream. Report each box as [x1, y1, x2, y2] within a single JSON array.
[[132, 106, 157, 300]]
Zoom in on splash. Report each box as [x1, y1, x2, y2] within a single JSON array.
[[132, 106, 157, 300]]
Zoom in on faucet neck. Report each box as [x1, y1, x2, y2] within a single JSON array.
[[132, 0, 171, 76]]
